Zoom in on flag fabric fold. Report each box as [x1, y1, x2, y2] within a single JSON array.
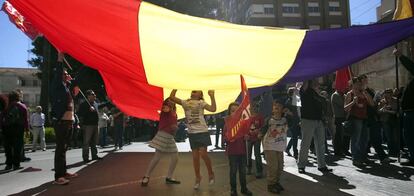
[[335, 67, 352, 94], [394, 0, 414, 20], [3, 0, 414, 120]]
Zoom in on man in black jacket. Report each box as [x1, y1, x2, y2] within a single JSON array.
[[50, 52, 79, 185], [78, 90, 101, 163], [297, 79, 332, 174], [394, 49, 414, 166]]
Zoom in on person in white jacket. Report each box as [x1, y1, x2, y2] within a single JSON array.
[[30, 106, 46, 152], [98, 107, 110, 147]]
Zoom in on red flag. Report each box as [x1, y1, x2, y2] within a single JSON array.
[[334, 67, 351, 93], [2, 1, 39, 39], [225, 75, 251, 142]]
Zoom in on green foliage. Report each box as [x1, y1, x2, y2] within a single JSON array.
[[45, 127, 56, 143]]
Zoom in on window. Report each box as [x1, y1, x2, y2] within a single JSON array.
[[282, 3, 300, 17], [308, 2, 320, 16], [264, 5, 274, 15], [246, 4, 275, 19], [35, 94, 40, 104], [21, 79, 26, 87], [33, 80, 39, 87], [329, 1, 342, 15]]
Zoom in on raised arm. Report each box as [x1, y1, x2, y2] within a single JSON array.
[[363, 90, 375, 107], [169, 89, 183, 106], [394, 48, 414, 75], [204, 90, 216, 112]]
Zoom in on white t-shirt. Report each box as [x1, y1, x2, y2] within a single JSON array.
[[181, 99, 208, 134], [263, 117, 288, 152]]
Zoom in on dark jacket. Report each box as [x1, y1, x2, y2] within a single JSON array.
[[50, 62, 73, 121], [300, 87, 324, 120], [78, 101, 99, 126], [400, 55, 414, 111]]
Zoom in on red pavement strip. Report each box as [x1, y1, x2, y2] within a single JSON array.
[[10, 152, 352, 196]]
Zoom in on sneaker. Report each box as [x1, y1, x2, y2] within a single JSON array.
[[83, 159, 91, 164], [42, 149, 46, 151], [22, 157, 31, 162], [209, 175, 215, 186], [352, 160, 365, 167], [318, 167, 333, 173], [275, 183, 285, 191], [268, 185, 280, 194], [141, 176, 149, 187], [230, 190, 238, 196], [193, 182, 200, 190], [240, 189, 253, 196], [31, 150, 36, 152], [13, 165, 23, 170], [53, 177, 70, 185], [92, 156, 103, 161], [380, 157, 391, 164], [64, 173, 78, 179], [114, 146, 118, 151], [165, 178, 181, 184], [362, 159, 375, 164], [401, 161, 414, 166], [194, 177, 201, 190], [4, 165, 12, 171], [298, 168, 306, 174], [285, 150, 292, 156]]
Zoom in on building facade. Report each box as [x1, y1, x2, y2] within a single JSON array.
[[352, 0, 412, 91], [218, 0, 350, 92], [0, 67, 41, 108], [219, 0, 350, 29]]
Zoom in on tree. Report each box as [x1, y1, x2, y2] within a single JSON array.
[[28, 38, 104, 125]]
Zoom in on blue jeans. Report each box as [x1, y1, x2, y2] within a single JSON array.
[[350, 119, 369, 161], [369, 121, 387, 160], [298, 119, 326, 169], [403, 111, 414, 161], [247, 140, 263, 174], [114, 124, 124, 148], [99, 127, 107, 147], [286, 125, 300, 156], [228, 155, 247, 192]]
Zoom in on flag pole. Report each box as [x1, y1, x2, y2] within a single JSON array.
[[394, 0, 401, 163], [61, 55, 93, 108]]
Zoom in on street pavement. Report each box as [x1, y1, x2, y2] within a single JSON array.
[[0, 136, 413, 196]]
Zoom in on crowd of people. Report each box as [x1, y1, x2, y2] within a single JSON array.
[[1, 49, 413, 195]]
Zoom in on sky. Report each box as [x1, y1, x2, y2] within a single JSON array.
[[0, 0, 383, 68]]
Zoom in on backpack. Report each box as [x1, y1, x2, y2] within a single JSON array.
[[1, 105, 22, 128]]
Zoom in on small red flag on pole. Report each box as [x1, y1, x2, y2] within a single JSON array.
[[225, 75, 251, 142]]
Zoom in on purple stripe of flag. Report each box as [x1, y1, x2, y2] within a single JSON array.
[[280, 17, 414, 84]]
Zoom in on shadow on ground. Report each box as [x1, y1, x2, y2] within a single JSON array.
[[10, 152, 355, 196]]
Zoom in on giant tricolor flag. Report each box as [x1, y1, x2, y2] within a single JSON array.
[[394, 0, 414, 20], [3, 0, 414, 120], [225, 75, 251, 142]]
